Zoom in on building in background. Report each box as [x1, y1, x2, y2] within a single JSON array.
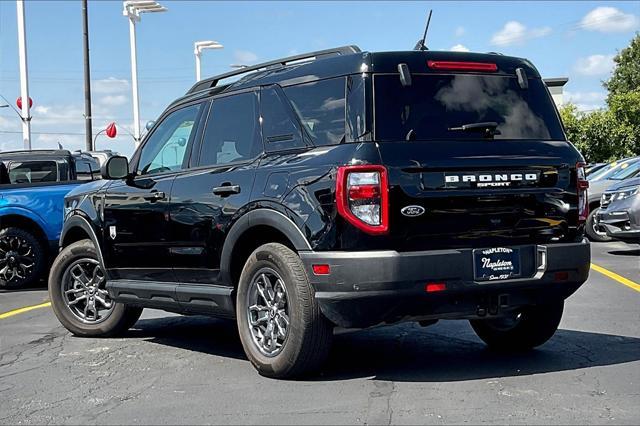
[[544, 77, 569, 106]]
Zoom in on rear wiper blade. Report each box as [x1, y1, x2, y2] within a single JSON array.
[[447, 121, 501, 138]]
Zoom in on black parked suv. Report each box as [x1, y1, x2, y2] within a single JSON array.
[[49, 46, 591, 378]]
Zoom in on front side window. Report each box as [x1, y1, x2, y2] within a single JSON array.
[[199, 92, 262, 166], [137, 103, 201, 175], [374, 74, 565, 141], [284, 77, 346, 146], [8, 161, 58, 184], [75, 160, 99, 181]]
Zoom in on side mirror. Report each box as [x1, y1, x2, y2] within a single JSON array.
[[145, 120, 156, 131], [101, 156, 129, 180]]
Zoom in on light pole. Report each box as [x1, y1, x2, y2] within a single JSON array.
[[122, 0, 167, 148], [16, 0, 31, 150], [194, 40, 223, 82]]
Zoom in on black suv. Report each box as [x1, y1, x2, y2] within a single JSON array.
[[49, 46, 591, 378]]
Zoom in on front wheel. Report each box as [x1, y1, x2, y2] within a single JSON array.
[[49, 239, 142, 337], [236, 243, 332, 379], [470, 301, 564, 351], [586, 208, 612, 242]]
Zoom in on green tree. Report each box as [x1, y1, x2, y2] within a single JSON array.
[[604, 33, 640, 98], [559, 104, 635, 162], [560, 34, 640, 162]]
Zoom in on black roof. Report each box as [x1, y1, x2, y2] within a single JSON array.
[[171, 46, 541, 109]]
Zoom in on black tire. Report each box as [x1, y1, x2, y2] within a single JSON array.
[[470, 300, 564, 351], [236, 243, 332, 379], [586, 208, 612, 242], [0, 227, 46, 289], [48, 239, 143, 337]]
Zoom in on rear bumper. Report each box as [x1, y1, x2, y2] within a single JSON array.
[[300, 240, 590, 328]]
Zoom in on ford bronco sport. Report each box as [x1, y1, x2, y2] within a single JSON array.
[[49, 46, 591, 378]]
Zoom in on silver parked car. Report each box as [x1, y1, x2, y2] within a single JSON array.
[[596, 176, 640, 244], [586, 157, 640, 241]]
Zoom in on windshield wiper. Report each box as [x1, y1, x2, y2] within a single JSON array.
[[447, 121, 501, 139]]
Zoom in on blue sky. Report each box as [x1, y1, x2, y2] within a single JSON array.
[[1, 0, 639, 156]]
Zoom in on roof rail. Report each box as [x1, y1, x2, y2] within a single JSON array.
[[186, 45, 361, 95]]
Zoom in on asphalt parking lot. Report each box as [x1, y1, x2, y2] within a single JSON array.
[[0, 241, 638, 425]]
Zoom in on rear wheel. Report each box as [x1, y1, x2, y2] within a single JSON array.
[[586, 208, 612, 242], [49, 239, 142, 337], [236, 243, 332, 379], [0, 227, 45, 289], [470, 301, 564, 351]]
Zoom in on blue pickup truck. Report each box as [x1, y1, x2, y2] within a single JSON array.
[[0, 150, 104, 289]]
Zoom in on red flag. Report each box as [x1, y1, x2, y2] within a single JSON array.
[[106, 122, 117, 138], [16, 96, 33, 109]]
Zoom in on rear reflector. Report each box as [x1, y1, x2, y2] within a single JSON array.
[[427, 60, 498, 72], [425, 282, 446, 293], [312, 264, 330, 275], [554, 271, 569, 282]]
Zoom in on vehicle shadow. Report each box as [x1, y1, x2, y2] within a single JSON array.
[[0, 279, 47, 293], [127, 315, 246, 361], [127, 316, 640, 382], [608, 247, 640, 257]]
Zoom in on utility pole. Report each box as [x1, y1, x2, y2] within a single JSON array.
[[82, 0, 93, 151], [16, 0, 31, 150]]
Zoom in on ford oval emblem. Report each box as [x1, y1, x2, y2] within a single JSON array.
[[401, 205, 425, 217]]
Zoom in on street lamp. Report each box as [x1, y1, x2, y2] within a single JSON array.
[[194, 40, 223, 82], [122, 0, 167, 148]]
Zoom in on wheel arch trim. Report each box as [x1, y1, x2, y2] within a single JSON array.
[[60, 214, 105, 268], [220, 208, 311, 287]]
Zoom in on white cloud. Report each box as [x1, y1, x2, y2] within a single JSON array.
[[98, 95, 128, 107], [450, 44, 470, 52], [93, 77, 130, 94], [233, 50, 258, 65], [564, 91, 607, 112], [491, 21, 552, 46], [574, 54, 615, 76], [580, 7, 639, 33], [454, 26, 465, 37]]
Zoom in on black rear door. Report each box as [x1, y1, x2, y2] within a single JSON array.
[[373, 73, 583, 250], [102, 102, 204, 282], [169, 91, 261, 287]]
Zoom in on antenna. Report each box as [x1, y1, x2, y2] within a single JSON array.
[[414, 10, 433, 51]]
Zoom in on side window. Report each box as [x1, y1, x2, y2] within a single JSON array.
[[75, 160, 98, 181], [260, 86, 306, 152], [283, 77, 346, 146], [199, 92, 262, 166], [137, 103, 202, 175], [8, 161, 59, 184]]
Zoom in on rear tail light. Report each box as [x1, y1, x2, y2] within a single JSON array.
[[336, 165, 389, 235], [576, 162, 589, 223], [427, 60, 498, 72]]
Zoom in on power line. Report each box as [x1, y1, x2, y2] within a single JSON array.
[[0, 130, 86, 136]]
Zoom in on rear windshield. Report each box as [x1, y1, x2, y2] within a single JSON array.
[[374, 74, 565, 141]]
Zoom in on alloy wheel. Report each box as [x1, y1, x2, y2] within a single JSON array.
[[246, 268, 290, 357], [61, 258, 114, 324], [0, 235, 36, 283]]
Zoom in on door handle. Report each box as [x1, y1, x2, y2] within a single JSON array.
[[143, 191, 166, 201], [212, 184, 241, 196]]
